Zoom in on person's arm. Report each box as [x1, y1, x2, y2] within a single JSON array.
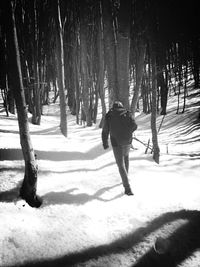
[[101, 113, 110, 149], [128, 112, 138, 132]]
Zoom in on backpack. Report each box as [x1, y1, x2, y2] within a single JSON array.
[[108, 109, 137, 145]]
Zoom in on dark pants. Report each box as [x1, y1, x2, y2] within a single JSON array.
[[112, 144, 131, 190]]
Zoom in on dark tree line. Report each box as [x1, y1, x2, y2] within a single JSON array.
[[1, 0, 200, 119], [1, 0, 199, 123], [0, 0, 199, 206]]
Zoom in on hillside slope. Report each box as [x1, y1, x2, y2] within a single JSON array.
[[0, 85, 200, 267]]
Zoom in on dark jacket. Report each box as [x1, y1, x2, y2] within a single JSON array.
[[102, 107, 137, 147]]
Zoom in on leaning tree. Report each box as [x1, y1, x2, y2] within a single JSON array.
[[4, 0, 42, 208]]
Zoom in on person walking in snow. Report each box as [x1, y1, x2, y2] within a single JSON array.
[[102, 101, 137, 195]]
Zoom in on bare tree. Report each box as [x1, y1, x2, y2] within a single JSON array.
[[5, 0, 42, 207], [97, 0, 106, 128], [150, 42, 160, 164], [102, 0, 118, 106], [54, 0, 67, 136], [115, 0, 131, 109], [79, 0, 92, 126], [131, 39, 146, 116]]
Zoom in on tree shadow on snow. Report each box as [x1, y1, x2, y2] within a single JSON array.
[[0, 183, 21, 203], [38, 161, 120, 174], [13, 209, 200, 267], [42, 183, 123, 206], [132, 212, 200, 267], [0, 148, 23, 160], [0, 143, 110, 161]]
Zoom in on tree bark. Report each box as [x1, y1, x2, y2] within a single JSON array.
[[79, 1, 92, 126], [97, 1, 106, 128], [158, 71, 168, 115], [150, 43, 160, 164], [102, 0, 118, 106], [30, 0, 41, 125], [54, 0, 67, 136], [131, 40, 146, 116], [192, 37, 200, 89], [115, 0, 131, 109], [5, 0, 42, 207]]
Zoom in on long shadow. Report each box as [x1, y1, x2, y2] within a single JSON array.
[[0, 129, 19, 134], [42, 183, 123, 206], [0, 162, 116, 175], [0, 182, 123, 205], [0, 143, 109, 161], [132, 214, 200, 266], [13, 209, 200, 267], [36, 156, 151, 174], [0, 147, 153, 162], [30, 126, 60, 135], [187, 92, 200, 99], [0, 183, 21, 202], [174, 137, 200, 145], [178, 152, 200, 158], [175, 120, 200, 137], [0, 167, 23, 172], [38, 161, 116, 174], [0, 148, 23, 160]]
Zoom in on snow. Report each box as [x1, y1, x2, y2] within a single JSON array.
[[0, 88, 200, 267]]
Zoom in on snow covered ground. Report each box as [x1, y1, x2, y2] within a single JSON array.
[[0, 87, 200, 267]]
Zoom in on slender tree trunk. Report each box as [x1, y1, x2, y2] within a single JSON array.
[[74, 48, 80, 124], [97, 1, 106, 128], [30, 0, 41, 125], [115, 0, 131, 109], [80, 1, 92, 126], [7, 80, 15, 114], [158, 71, 168, 115], [32, 60, 41, 125], [141, 78, 147, 113], [54, 0, 67, 136], [5, 0, 42, 208], [182, 61, 188, 113], [102, 0, 118, 106], [176, 82, 181, 114], [1, 87, 9, 116], [150, 43, 160, 164], [192, 37, 200, 89], [0, 33, 9, 116], [131, 40, 146, 116]]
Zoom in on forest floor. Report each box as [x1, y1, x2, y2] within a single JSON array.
[[0, 84, 200, 267]]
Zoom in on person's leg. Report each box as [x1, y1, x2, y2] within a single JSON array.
[[124, 155, 129, 173], [122, 144, 131, 173], [112, 146, 132, 194]]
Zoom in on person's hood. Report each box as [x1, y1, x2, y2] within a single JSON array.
[[111, 107, 127, 116]]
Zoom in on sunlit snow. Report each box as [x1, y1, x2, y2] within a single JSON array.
[[0, 88, 200, 266]]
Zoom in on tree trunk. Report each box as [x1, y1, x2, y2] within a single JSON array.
[[182, 60, 188, 113], [80, 1, 92, 126], [5, 0, 42, 208], [192, 37, 200, 89], [30, 0, 41, 125], [73, 46, 80, 124], [158, 71, 168, 115], [97, 1, 106, 128], [150, 43, 160, 164], [54, 0, 67, 136], [102, 0, 118, 106], [31, 60, 41, 125], [156, 41, 168, 115], [115, 0, 131, 109], [0, 33, 9, 116], [7, 80, 16, 114], [131, 40, 146, 116]]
